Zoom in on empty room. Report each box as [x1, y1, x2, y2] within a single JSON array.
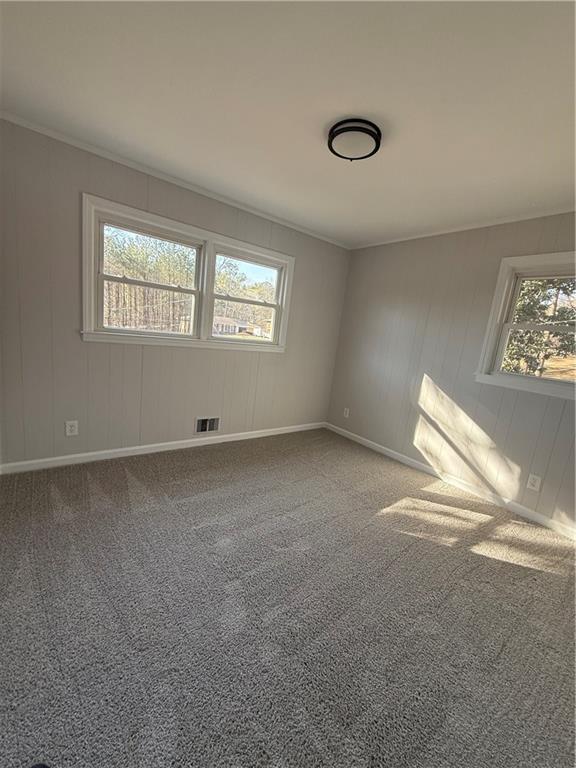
[[0, 2, 574, 767]]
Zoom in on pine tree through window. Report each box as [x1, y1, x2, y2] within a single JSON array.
[[476, 252, 575, 398], [102, 224, 198, 335], [500, 276, 575, 381], [82, 195, 294, 351], [212, 254, 279, 342]]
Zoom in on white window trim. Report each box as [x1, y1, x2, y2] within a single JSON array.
[[475, 251, 575, 400], [82, 194, 294, 352]]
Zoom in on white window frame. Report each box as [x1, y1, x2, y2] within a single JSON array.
[[82, 194, 294, 352], [476, 251, 575, 400]]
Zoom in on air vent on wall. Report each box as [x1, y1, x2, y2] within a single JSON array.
[[196, 417, 220, 433]]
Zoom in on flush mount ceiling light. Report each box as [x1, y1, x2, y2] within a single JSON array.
[[327, 118, 382, 161]]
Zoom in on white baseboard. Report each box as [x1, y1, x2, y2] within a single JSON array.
[[3, 420, 574, 541], [326, 423, 576, 541], [0, 422, 325, 476]]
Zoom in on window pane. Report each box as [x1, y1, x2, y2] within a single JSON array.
[[214, 254, 278, 303], [103, 224, 196, 289], [501, 329, 575, 381], [511, 277, 576, 324], [212, 299, 275, 342], [103, 280, 195, 334]]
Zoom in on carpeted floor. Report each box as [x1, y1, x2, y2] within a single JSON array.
[[1, 429, 574, 768]]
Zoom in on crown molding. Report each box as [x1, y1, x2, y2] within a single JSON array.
[[0, 111, 349, 250], [352, 209, 576, 252], [2, 111, 572, 253]]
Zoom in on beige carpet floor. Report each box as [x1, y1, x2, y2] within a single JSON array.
[[1, 429, 574, 768]]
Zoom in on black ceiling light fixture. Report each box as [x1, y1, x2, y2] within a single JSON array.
[[328, 118, 382, 161]]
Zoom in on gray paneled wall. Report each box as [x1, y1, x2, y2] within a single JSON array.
[[0, 120, 349, 463], [328, 213, 575, 528]]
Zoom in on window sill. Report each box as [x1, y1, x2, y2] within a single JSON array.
[[474, 371, 574, 400], [81, 330, 285, 353]]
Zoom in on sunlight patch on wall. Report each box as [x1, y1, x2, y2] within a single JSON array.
[[415, 374, 520, 501]]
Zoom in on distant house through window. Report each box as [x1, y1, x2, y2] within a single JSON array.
[[212, 317, 265, 338], [82, 195, 294, 351], [211, 253, 280, 342]]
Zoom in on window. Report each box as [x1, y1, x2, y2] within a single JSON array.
[[102, 224, 199, 335], [476, 252, 575, 399], [212, 253, 280, 343], [82, 195, 294, 351]]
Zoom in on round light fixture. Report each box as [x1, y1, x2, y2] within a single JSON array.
[[328, 118, 381, 161]]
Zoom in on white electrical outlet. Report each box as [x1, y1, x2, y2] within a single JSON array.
[[343, 407, 350, 418], [527, 474, 541, 492], [65, 420, 79, 437]]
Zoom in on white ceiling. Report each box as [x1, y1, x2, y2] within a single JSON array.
[[1, 2, 574, 248]]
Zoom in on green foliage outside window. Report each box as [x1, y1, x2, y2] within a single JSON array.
[[501, 277, 575, 380], [102, 225, 278, 338], [214, 256, 277, 338], [104, 225, 196, 288]]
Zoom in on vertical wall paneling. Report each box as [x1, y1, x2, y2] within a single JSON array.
[[49, 138, 90, 456], [0, 120, 348, 465], [16, 127, 55, 459], [536, 400, 575, 523], [0, 122, 27, 459], [328, 212, 576, 525]]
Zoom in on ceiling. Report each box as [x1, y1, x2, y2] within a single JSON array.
[[1, 2, 574, 249]]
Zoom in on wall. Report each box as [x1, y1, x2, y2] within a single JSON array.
[[0, 120, 349, 465], [328, 213, 575, 533], [1, 118, 574, 535]]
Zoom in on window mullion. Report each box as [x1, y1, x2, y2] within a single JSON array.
[[199, 241, 216, 340]]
